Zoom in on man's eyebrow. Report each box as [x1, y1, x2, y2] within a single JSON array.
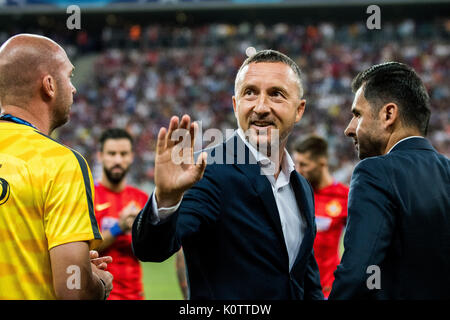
[[269, 86, 289, 97], [239, 84, 290, 97], [240, 84, 257, 94]]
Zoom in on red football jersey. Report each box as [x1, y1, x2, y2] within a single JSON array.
[[94, 182, 149, 300], [313, 181, 349, 299]]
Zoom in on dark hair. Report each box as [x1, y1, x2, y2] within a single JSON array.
[[99, 128, 133, 151], [352, 61, 431, 135], [235, 49, 304, 97], [294, 135, 328, 159]]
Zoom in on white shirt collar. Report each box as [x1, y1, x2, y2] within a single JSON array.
[[236, 128, 295, 178], [387, 136, 424, 154]]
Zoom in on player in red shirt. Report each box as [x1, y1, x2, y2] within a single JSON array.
[[94, 128, 149, 300], [293, 136, 349, 299]]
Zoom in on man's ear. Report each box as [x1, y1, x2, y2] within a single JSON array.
[[232, 96, 237, 114], [381, 102, 399, 129], [295, 99, 306, 123], [42, 75, 56, 99]]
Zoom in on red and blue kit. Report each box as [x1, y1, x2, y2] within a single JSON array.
[[313, 182, 349, 299], [95, 183, 148, 300]]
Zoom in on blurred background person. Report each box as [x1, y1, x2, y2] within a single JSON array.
[[175, 249, 188, 300], [293, 135, 348, 299], [95, 128, 149, 300]]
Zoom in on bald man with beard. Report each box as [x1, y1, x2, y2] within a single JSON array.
[[0, 34, 113, 300]]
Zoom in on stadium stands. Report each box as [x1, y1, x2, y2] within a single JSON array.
[[1, 17, 448, 192]]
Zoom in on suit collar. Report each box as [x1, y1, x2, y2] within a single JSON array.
[[389, 136, 435, 153], [224, 131, 254, 164], [229, 129, 296, 173]]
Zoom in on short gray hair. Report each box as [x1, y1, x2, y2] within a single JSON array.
[[234, 49, 304, 98]]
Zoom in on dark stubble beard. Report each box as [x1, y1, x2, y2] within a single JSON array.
[[357, 133, 385, 160], [103, 166, 129, 185]]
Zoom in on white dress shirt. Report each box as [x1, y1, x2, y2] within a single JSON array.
[[151, 129, 306, 270], [236, 129, 306, 270]]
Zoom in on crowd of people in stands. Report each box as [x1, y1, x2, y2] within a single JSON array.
[[2, 18, 448, 191]]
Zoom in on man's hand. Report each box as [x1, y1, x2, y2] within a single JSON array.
[[118, 202, 140, 233], [154, 115, 207, 208], [91, 263, 113, 300], [90, 250, 112, 270], [50, 242, 113, 300]]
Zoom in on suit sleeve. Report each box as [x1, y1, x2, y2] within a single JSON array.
[[304, 250, 325, 300], [131, 165, 222, 262], [329, 158, 396, 299]]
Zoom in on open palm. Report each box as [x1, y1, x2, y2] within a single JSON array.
[[154, 115, 207, 208]]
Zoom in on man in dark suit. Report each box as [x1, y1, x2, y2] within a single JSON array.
[[329, 62, 450, 299], [132, 50, 323, 300]]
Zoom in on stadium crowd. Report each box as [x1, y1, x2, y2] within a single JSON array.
[[2, 18, 448, 191]]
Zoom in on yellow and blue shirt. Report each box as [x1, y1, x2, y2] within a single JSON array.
[[0, 120, 102, 299]]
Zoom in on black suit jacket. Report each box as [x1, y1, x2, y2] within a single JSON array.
[[132, 133, 323, 300], [330, 137, 450, 299]]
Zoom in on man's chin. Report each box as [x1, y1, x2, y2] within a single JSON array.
[[51, 116, 69, 132], [104, 169, 127, 184], [358, 149, 378, 160], [62, 115, 70, 126], [108, 176, 125, 185]]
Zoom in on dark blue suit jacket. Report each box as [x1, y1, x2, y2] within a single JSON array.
[[330, 137, 450, 299], [132, 133, 323, 300]]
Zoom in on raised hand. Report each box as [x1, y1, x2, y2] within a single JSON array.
[[154, 115, 207, 208]]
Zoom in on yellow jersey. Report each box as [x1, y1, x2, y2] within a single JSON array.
[[0, 121, 102, 299]]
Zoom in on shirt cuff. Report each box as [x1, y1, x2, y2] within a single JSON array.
[[150, 189, 182, 225]]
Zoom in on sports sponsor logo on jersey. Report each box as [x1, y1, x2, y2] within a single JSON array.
[[96, 202, 111, 211], [0, 178, 10, 205], [325, 199, 342, 217]]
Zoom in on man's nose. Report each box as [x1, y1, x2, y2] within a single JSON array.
[[113, 154, 123, 163], [253, 94, 270, 115], [344, 119, 356, 137]]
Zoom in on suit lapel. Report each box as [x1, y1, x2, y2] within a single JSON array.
[[224, 133, 316, 271], [290, 172, 314, 270], [252, 170, 287, 248], [225, 133, 288, 258]]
